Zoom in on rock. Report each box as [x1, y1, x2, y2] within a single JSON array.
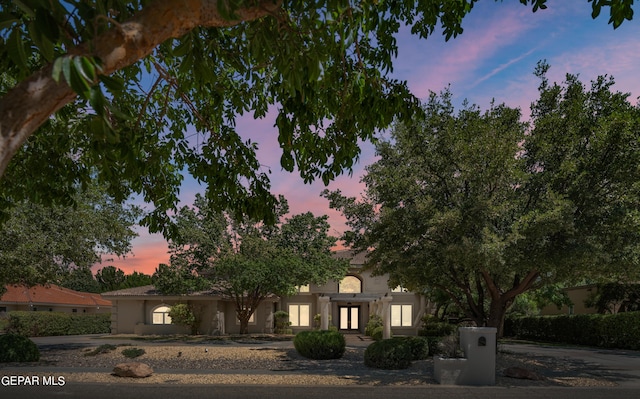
[[503, 366, 545, 381], [112, 362, 154, 378]]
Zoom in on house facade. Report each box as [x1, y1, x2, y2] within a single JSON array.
[[102, 250, 429, 336], [0, 284, 111, 314]]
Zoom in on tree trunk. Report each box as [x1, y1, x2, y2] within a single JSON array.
[[238, 317, 250, 335], [0, 0, 282, 177], [487, 298, 512, 338]]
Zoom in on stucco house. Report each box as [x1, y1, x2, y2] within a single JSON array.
[[0, 284, 111, 314], [539, 284, 599, 316], [102, 250, 429, 336]]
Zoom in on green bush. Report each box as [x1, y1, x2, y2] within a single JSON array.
[[6, 311, 110, 336], [122, 348, 146, 358], [0, 334, 40, 362], [293, 330, 346, 360], [274, 310, 292, 334], [365, 314, 383, 336], [371, 326, 384, 341], [169, 303, 199, 334], [393, 336, 429, 360], [364, 338, 412, 369], [505, 311, 640, 350], [418, 321, 456, 337]]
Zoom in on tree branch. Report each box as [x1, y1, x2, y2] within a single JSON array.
[[0, 0, 282, 177]]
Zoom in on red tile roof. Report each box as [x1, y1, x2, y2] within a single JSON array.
[[0, 284, 111, 308]]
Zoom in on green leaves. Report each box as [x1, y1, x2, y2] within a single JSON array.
[[1, 0, 635, 242], [52, 55, 102, 100]]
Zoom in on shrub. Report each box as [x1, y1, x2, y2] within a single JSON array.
[[365, 314, 383, 336], [364, 338, 412, 369], [418, 321, 456, 337], [0, 334, 40, 362], [122, 348, 146, 358], [371, 326, 384, 341], [293, 330, 346, 359], [6, 311, 110, 336], [394, 336, 429, 360], [505, 311, 640, 350], [274, 311, 292, 334], [169, 303, 199, 334]]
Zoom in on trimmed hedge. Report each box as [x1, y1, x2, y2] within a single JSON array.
[[505, 311, 640, 350], [364, 338, 412, 369], [0, 334, 40, 362], [6, 311, 111, 337], [293, 330, 346, 359]]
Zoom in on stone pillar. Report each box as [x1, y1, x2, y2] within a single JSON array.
[[319, 296, 331, 330], [381, 296, 393, 339]]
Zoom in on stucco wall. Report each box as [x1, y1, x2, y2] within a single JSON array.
[[540, 286, 598, 315]]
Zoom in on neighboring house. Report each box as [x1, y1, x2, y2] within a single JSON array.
[[540, 284, 599, 316], [0, 284, 111, 314], [102, 250, 430, 336]]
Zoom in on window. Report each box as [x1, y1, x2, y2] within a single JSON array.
[[72, 309, 78, 313], [152, 305, 172, 325], [288, 304, 311, 327], [339, 275, 362, 293], [391, 304, 412, 327], [297, 284, 310, 293], [392, 285, 408, 293]]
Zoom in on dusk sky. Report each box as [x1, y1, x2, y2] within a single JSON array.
[[100, 1, 640, 276]]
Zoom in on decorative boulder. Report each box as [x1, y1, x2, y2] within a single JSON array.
[[503, 366, 545, 381], [112, 362, 154, 378]]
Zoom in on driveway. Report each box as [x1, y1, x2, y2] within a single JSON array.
[[500, 342, 640, 388]]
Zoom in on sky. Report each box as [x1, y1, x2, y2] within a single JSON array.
[[99, 1, 640, 276]]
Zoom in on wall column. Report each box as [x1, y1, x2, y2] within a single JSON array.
[[319, 296, 331, 330], [381, 296, 393, 339]]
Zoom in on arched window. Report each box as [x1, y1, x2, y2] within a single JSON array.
[[152, 305, 172, 325], [339, 275, 362, 293]]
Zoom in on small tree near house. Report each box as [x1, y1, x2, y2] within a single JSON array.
[[168, 303, 202, 335]]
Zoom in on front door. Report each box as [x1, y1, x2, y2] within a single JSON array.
[[339, 306, 359, 331]]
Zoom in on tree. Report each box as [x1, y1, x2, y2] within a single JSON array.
[[59, 266, 101, 293], [0, 185, 141, 293], [121, 271, 153, 289], [95, 265, 127, 292], [325, 66, 640, 336], [0, 1, 632, 236], [585, 283, 640, 314], [162, 195, 348, 334], [152, 261, 211, 295], [168, 303, 200, 335]]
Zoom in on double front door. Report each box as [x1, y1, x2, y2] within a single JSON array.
[[339, 306, 359, 331]]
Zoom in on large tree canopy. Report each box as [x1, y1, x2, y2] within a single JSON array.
[[325, 64, 640, 335], [0, 1, 633, 236], [153, 194, 348, 333], [0, 184, 141, 293]]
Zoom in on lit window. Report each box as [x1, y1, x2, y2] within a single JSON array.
[[288, 304, 311, 327], [391, 304, 412, 327], [339, 276, 362, 293], [392, 285, 408, 293], [152, 305, 172, 325]]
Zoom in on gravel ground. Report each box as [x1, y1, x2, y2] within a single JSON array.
[[0, 341, 619, 387]]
